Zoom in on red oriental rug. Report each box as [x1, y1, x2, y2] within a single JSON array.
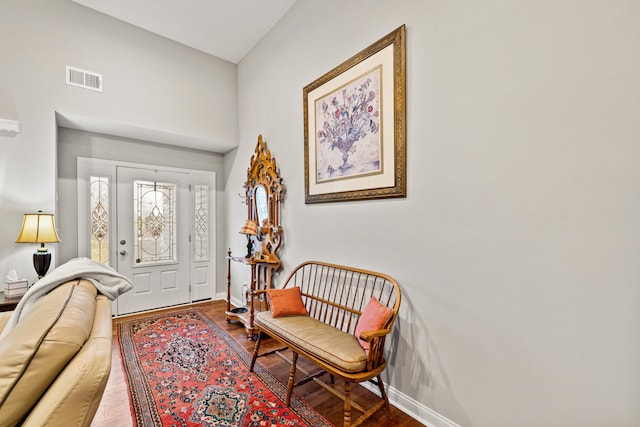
[[117, 308, 332, 427]]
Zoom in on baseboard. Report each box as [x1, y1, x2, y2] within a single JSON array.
[[360, 380, 461, 427], [215, 292, 237, 306]]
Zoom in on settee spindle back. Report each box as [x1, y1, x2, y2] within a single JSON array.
[[283, 261, 401, 337]]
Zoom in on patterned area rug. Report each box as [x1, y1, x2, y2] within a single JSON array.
[[118, 308, 332, 427]]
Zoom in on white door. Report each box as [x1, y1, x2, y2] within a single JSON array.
[[116, 166, 190, 314]]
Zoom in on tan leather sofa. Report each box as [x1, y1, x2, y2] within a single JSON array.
[[0, 279, 112, 427]]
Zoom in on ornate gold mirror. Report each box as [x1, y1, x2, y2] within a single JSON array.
[[245, 135, 284, 263]]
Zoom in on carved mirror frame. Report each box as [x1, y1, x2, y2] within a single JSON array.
[[245, 135, 284, 263]]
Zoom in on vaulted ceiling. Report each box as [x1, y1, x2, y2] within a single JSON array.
[[72, 0, 298, 64]]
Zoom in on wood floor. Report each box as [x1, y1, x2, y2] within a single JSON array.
[[91, 300, 424, 427]]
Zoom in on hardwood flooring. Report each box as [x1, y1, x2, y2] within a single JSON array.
[[91, 300, 425, 427]]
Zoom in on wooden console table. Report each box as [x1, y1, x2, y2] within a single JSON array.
[[225, 249, 280, 339]]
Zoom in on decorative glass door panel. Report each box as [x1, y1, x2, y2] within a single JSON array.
[[133, 180, 177, 265]]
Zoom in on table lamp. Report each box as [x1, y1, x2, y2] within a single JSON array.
[[239, 219, 258, 258], [15, 211, 61, 278]]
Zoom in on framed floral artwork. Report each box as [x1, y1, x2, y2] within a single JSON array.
[[304, 25, 406, 203]]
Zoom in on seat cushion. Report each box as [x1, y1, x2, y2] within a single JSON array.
[[0, 280, 96, 426], [256, 311, 367, 373]]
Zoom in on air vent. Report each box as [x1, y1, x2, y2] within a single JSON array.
[[66, 66, 102, 92]]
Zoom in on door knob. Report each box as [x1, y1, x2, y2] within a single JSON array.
[[119, 250, 127, 256]]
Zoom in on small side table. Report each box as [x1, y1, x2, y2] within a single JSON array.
[[0, 292, 21, 312]]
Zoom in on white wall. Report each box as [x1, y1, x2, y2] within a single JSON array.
[[0, 0, 237, 282], [229, 0, 640, 426]]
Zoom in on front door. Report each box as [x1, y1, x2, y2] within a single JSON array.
[[116, 166, 190, 314]]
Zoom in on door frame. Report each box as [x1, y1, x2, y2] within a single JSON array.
[[77, 157, 216, 315]]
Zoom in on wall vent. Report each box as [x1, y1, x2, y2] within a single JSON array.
[[66, 66, 102, 92]]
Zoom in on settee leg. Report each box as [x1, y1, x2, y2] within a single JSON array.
[[377, 374, 392, 417], [343, 381, 352, 427], [286, 352, 298, 406], [249, 332, 262, 372]]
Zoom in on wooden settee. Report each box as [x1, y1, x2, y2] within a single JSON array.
[[249, 261, 401, 427]]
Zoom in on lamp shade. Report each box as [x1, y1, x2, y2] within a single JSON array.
[[15, 213, 61, 244], [239, 220, 258, 236]]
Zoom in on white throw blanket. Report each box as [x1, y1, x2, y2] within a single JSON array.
[[1, 257, 133, 336]]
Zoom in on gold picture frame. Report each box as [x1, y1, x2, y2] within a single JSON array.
[[304, 25, 406, 204]]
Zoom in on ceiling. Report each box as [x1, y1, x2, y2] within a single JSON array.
[[71, 0, 298, 64]]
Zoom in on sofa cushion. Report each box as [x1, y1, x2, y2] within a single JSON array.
[[256, 311, 367, 373], [0, 280, 96, 426], [0, 311, 11, 334]]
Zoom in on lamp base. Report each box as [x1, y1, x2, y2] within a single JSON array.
[[33, 251, 51, 279], [245, 236, 253, 259]]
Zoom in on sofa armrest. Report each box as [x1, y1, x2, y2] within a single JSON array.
[[22, 295, 112, 427]]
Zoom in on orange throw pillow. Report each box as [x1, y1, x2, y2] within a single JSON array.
[[354, 297, 393, 350], [267, 287, 309, 318]]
